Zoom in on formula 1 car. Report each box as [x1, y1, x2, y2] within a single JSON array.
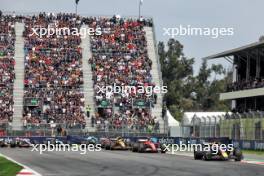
[[2, 138, 33, 148], [104, 137, 130, 150], [0, 138, 19, 148], [100, 137, 110, 149], [194, 142, 243, 161], [84, 136, 99, 146], [132, 137, 167, 153], [2, 138, 16, 148], [17, 138, 33, 148]]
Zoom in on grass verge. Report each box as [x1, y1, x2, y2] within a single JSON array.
[[242, 149, 264, 155], [0, 156, 23, 176]]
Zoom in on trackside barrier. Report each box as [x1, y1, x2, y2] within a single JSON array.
[[0, 136, 230, 146], [232, 140, 264, 150], [179, 138, 264, 150], [1, 135, 263, 150]]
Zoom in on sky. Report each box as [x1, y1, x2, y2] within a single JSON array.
[[1, 0, 264, 74]]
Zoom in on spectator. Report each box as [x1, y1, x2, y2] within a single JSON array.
[[86, 105, 91, 118], [227, 77, 264, 92]]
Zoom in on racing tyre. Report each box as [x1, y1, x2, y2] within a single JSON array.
[[10, 142, 16, 148], [105, 144, 110, 150], [194, 152, 202, 160], [132, 147, 137, 152], [132, 143, 138, 152], [202, 152, 210, 161], [234, 148, 243, 161], [110, 142, 115, 150], [160, 144, 167, 154], [0, 142, 4, 148], [139, 143, 145, 153]]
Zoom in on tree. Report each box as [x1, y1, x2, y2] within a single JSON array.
[[158, 39, 194, 121], [159, 39, 230, 121], [194, 60, 230, 111], [259, 35, 264, 42], [211, 64, 225, 80]]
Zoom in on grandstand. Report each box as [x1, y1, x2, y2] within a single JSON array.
[[0, 12, 165, 135], [203, 38, 264, 140]]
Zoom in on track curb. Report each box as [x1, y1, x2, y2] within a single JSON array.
[[0, 152, 42, 176]]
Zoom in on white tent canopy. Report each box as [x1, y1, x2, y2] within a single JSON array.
[[166, 110, 180, 127], [165, 110, 180, 137]]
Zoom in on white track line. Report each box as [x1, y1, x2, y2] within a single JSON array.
[[167, 152, 264, 166]]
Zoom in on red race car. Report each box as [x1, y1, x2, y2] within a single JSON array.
[[132, 137, 166, 153], [100, 137, 110, 149]]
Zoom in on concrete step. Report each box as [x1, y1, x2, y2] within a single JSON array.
[[12, 22, 25, 130], [81, 25, 96, 132], [144, 26, 165, 134]]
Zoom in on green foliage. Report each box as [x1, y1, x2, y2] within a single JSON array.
[[159, 39, 230, 121], [242, 149, 264, 154]]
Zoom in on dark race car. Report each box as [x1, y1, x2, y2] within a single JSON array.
[[194, 142, 243, 161], [4, 138, 16, 148], [132, 137, 167, 153], [0, 138, 20, 148], [0, 138, 8, 147], [104, 137, 130, 150]]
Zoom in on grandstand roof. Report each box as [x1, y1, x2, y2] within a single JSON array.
[[203, 40, 264, 60]]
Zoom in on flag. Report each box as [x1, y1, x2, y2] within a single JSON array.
[[75, 0, 80, 5]]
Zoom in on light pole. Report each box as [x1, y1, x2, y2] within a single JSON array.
[[75, 0, 80, 14], [138, 0, 143, 19]]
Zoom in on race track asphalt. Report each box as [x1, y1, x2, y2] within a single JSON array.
[[0, 148, 263, 176]]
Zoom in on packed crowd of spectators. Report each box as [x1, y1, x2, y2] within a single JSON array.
[[22, 13, 86, 127], [0, 14, 15, 124], [0, 12, 159, 132], [93, 109, 160, 133], [227, 78, 264, 92], [88, 15, 159, 132]]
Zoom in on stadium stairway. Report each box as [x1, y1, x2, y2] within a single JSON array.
[[12, 22, 25, 130], [144, 27, 165, 134], [81, 25, 96, 132]]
